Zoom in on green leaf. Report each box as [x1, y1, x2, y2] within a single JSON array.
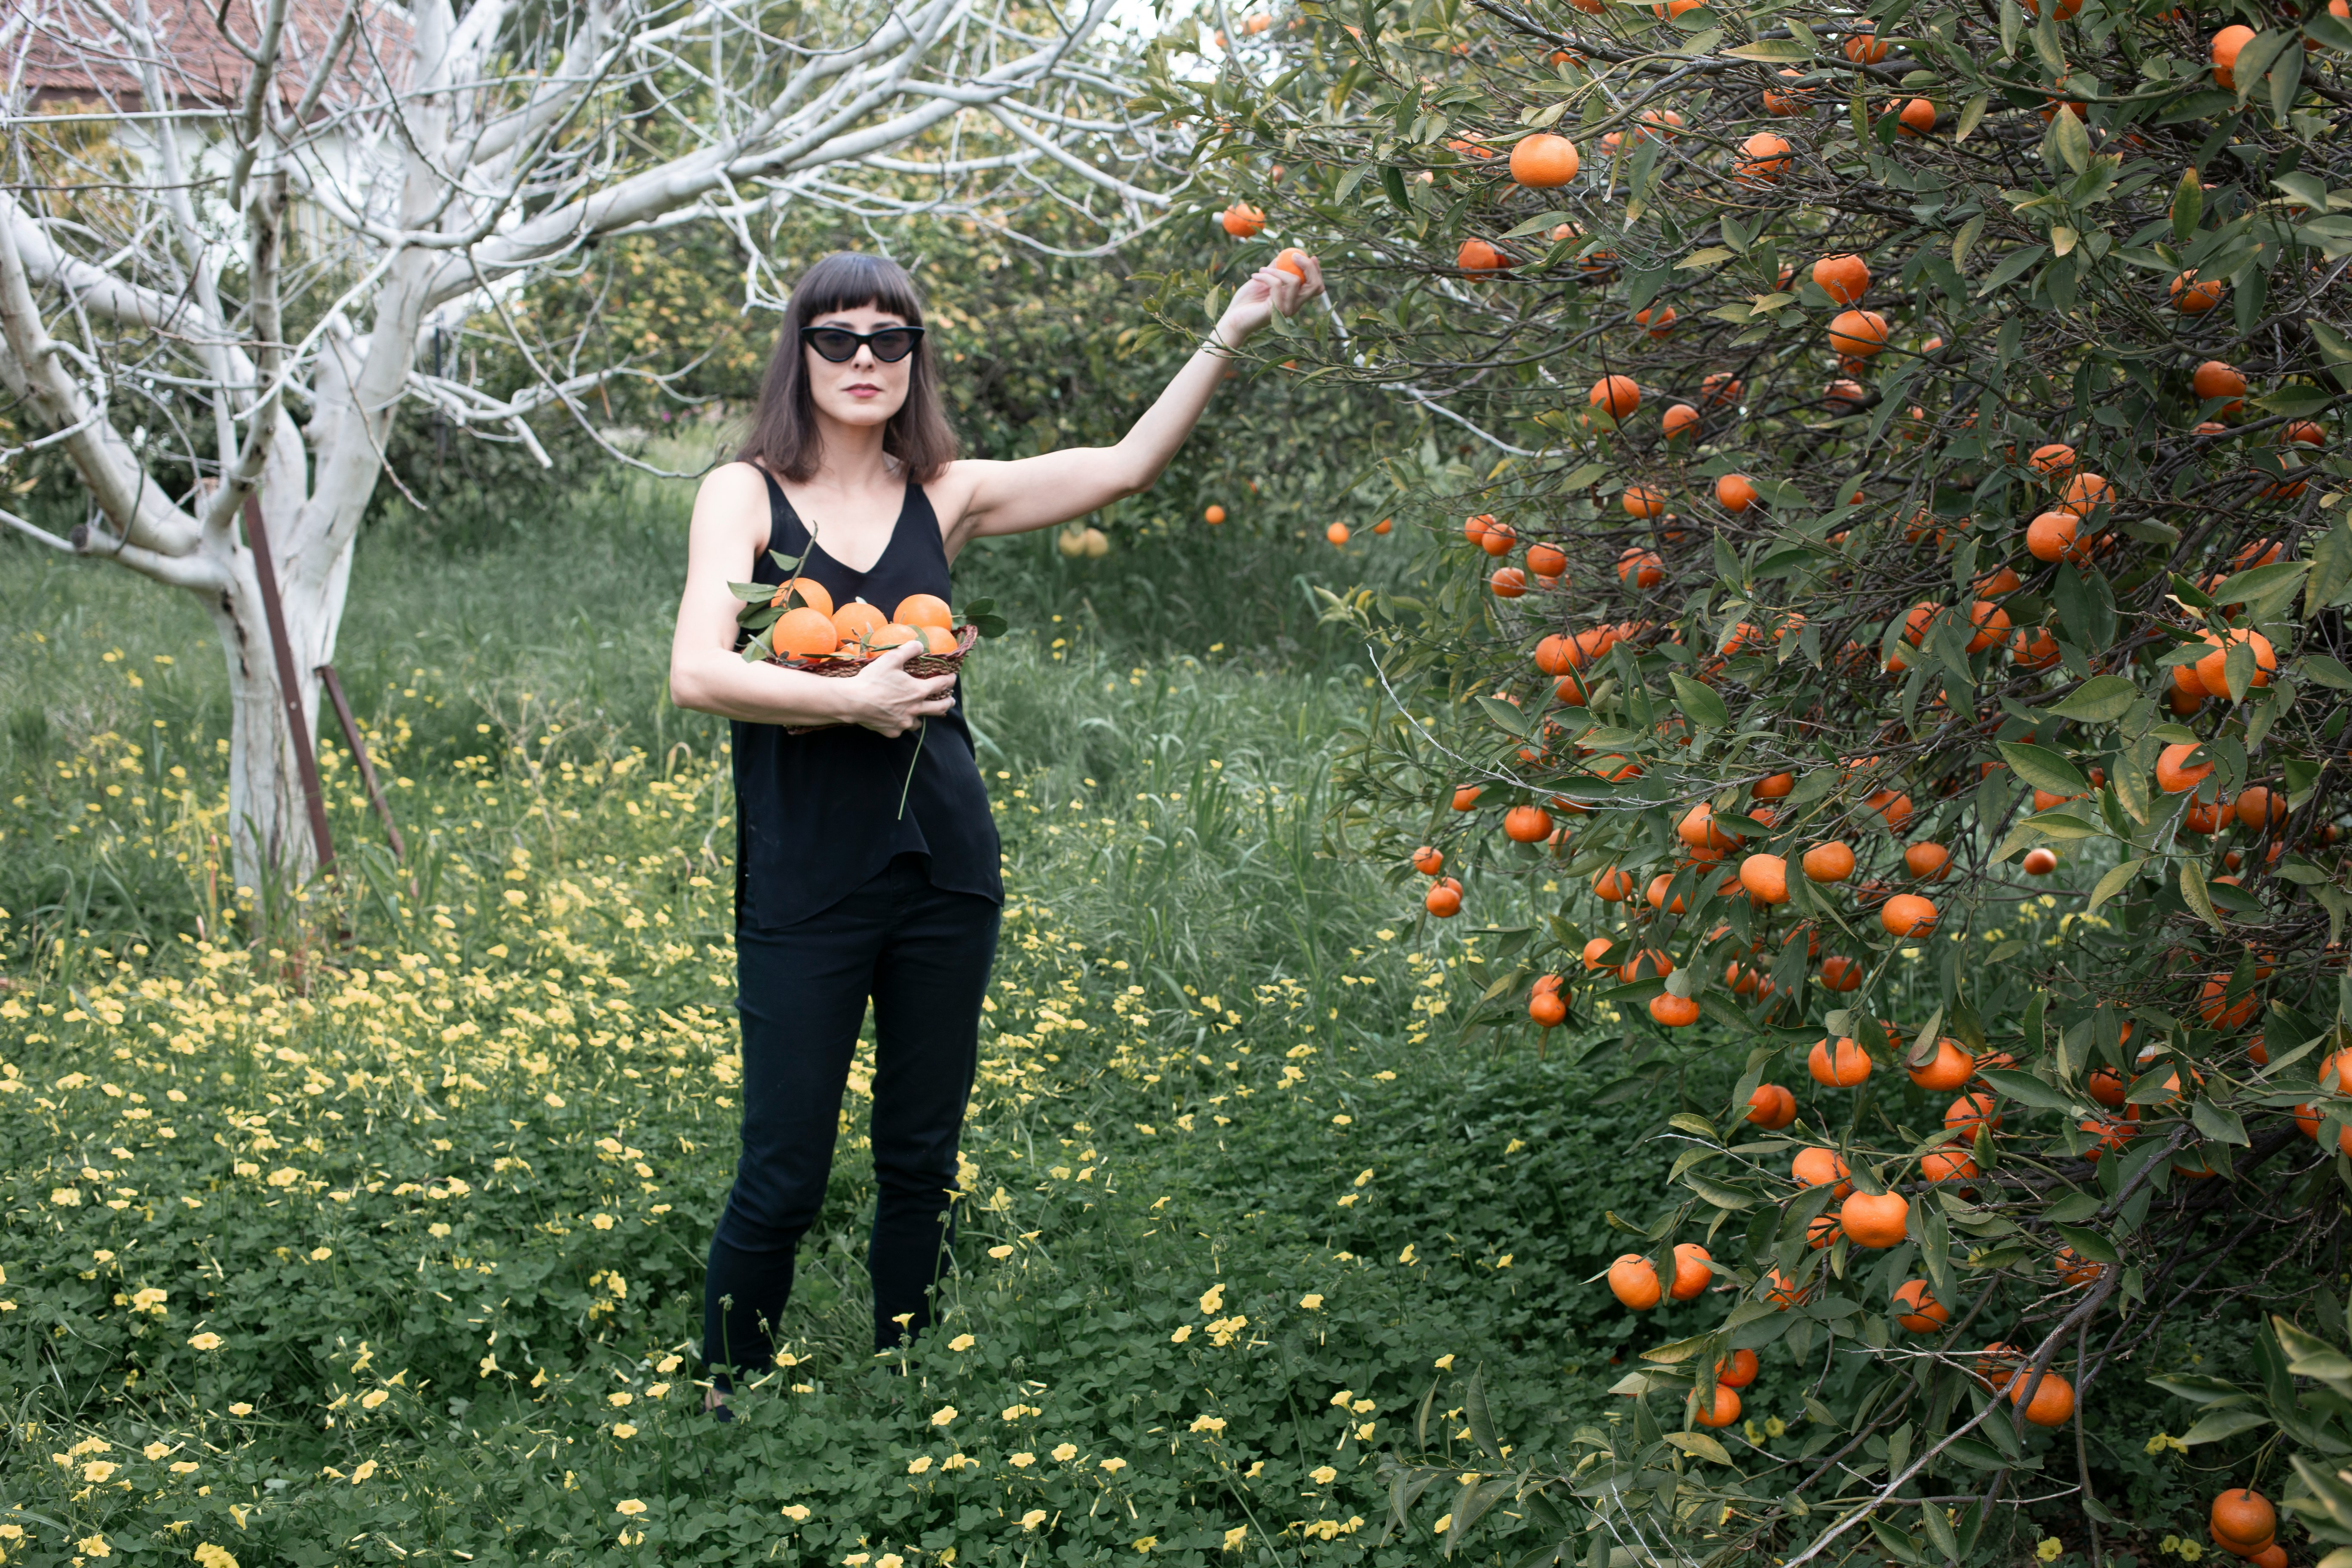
[[1977, 1067, 2078, 1112], [1725, 38, 1812, 59], [2252, 387, 2336, 419], [1997, 741, 2090, 798], [2211, 559, 2312, 607], [1640, 1334, 1715, 1365], [2046, 675, 2139, 723], [2180, 861, 2226, 933], [2302, 655, 2352, 693], [2172, 169, 2204, 242], [2182, 1406, 2275, 1445], [2054, 1224, 2119, 1265], [1978, 243, 2051, 296], [2192, 1097, 2251, 1147], [2229, 30, 2293, 105], [1676, 246, 1736, 270], [1685, 1173, 1758, 1210], [2147, 1373, 2254, 1404], [1662, 1430, 1736, 1467], [2085, 858, 2147, 916], [1669, 673, 1731, 732], [1954, 94, 1990, 144], [2314, 318, 2352, 368]]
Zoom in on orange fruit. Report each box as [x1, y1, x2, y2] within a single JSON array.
[[894, 593, 952, 630], [2059, 471, 2112, 517], [2201, 980, 2257, 1032], [1920, 1148, 1978, 1184], [1701, 372, 1743, 406], [1650, 992, 1700, 1028], [1204, 504, 1227, 525], [1893, 1279, 1949, 1332], [773, 606, 841, 657], [1526, 543, 1568, 577], [2237, 787, 2285, 829], [1220, 202, 1266, 237], [1622, 485, 1667, 519], [1529, 989, 1568, 1028], [2196, 630, 2277, 695], [919, 625, 958, 654], [1691, 1384, 1741, 1428], [1819, 955, 1863, 992], [776, 575, 835, 617], [1425, 878, 1463, 917], [2173, 270, 2226, 312], [1589, 374, 1640, 417], [1607, 1253, 1662, 1309], [865, 622, 920, 650], [2025, 510, 2087, 563], [1809, 1036, 1872, 1087], [1881, 893, 1937, 937], [1746, 1084, 1797, 1130], [2212, 1490, 2277, 1554], [1945, 1090, 2001, 1136], [1592, 866, 1633, 901], [1716, 474, 1758, 512], [1452, 784, 1485, 811], [2023, 847, 2058, 875], [1753, 772, 1795, 799], [2012, 1371, 2076, 1427], [1411, 845, 1444, 876], [1897, 98, 1936, 135], [1669, 1242, 1712, 1301], [1792, 1146, 1853, 1196], [1617, 548, 1664, 587], [2156, 742, 2213, 794], [1812, 254, 1871, 305], [1802, 842, 1856, 882], [1736, 131, 1793, 181], [2055, 1246, 2104, 1288], [1764, 70, 1811, 114], [2212, 24, 2257, 89], [1504, 805, 1553, 842], [1840, 1190, 1908, 1248], [1975, 1343, 2022, 1391], [1489, 566, 1525, 598], [1480, 521, 1516, 557], [1908, 1038, 1975, 1093], [1662, 403, 1700, 438], [1766, 1268, 1806, 1308], [2193, 360, 2247, 415], [1635, 304, 1677, 339], [1828, 309, 1890, 358], [1273, 247, 1310, 279], [1843, 21, 1890, 61], [2028, 442, 2078, 478], [1457, 239, 1507, 273], [1739, 854, 1790, 906], [1903, 842, 1950, 880], [1716, 1348, 1759, 1388], [1581, 937, 1615, 971], [1326, 521, 1351, 545], [1510, 132, 1582, 187]]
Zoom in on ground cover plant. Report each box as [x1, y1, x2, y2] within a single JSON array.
[[1155, 0, 2352, 1560], [0, 478, 1754, 1565]]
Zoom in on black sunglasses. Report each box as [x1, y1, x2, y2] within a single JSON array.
[[800, 325, 925, 363]]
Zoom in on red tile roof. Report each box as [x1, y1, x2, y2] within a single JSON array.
[[12, 0, 411, 117]]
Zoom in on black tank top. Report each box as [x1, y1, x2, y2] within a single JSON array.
[[731, 470, 1002, 928]]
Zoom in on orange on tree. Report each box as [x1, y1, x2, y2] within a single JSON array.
[[2011, 1371, 2076, 1427], [1746, 1083, 1797, 1129], [1945, 1090, 2002, 1137], [1908, 1038, 1975, 1093], [1210, 3, 2352, 1551], [1589, 374, 1639, 417], [1808, 1035, 1872, 1086], [2211, 1490, 2276, 1555], [1220, 202, 1266, 237], [1203, 504, 1226, 525], [1508, 132, 1581, 187], [1715, 1348, 1758, 1388], [1424, 877, 1463, 917], [1902, 842, 1950, 880], [1839, 1190, 1908, 1248], [2023, 847, 2059, 875], [1738, 853, 1789, 905], [1650, 992, 1700, 1027], [2212, 24, 2258, 89], [1893, 1279, 1948, 1332], [1690, 1384, 1741, 1428], [1668, 1242, 1712, 1301], [1504, 804, 1553, 842], [1410, 845, 1443, 875], [1607, 1254, 1662, 1310]]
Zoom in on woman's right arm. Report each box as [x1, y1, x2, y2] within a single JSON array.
[[667, 463, 957, 736]]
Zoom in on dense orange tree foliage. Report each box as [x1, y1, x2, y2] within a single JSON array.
[[1140, 0, 2352, 1557]]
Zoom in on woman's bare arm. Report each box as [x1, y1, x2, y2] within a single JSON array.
[[668, 462, 956, 736], [936, 255, 1325, 547]]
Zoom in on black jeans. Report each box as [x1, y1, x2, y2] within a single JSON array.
[[702, 853, 1000, 1375]]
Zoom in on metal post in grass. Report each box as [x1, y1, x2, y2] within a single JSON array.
[[317, 665, 405, 864], [241, 492, 335, 883]]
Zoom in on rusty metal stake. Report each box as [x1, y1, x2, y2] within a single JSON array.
[[318, 664, 405, 863], [242, 491, 335, 880]]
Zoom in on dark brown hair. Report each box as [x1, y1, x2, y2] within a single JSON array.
[[736, 252, 958, 484]]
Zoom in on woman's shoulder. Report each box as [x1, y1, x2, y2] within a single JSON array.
[[700, 459, 773, 499]]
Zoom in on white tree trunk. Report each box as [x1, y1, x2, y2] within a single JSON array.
[[1, 0, 1184, 903]]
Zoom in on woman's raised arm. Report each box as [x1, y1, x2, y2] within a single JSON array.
[[939, 254, 1325, 546]]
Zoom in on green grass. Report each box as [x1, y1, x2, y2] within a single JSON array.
[[0, 478, 1735, 1567]]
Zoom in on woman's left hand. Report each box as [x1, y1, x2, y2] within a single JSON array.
[[1216, 252, 1325, 347]]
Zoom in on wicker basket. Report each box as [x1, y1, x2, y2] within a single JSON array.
[[772, 624, 977, 734], [772, 622, 978, 678]]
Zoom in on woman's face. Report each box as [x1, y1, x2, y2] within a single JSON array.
[[803, 302, 913, 432]]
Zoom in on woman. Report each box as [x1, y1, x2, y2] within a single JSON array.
[[668, 246, 1323, 1408]]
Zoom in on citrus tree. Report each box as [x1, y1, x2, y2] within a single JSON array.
[[1134, 0, 2352, 1558]]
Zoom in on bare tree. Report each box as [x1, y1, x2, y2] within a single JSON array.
[[0, 0, 1186, 892]]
